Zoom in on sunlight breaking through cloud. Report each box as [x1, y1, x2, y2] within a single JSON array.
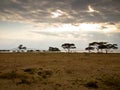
[[0, 0, 120, 50], [88, 5, 99, 13], [51, 10, 64, 18]]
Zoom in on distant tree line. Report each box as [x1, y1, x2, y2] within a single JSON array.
[[0, 42, 118, 53], [85, 42, 118, 53]]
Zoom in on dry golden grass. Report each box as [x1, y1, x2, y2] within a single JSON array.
[[0, 53, 120, 90]]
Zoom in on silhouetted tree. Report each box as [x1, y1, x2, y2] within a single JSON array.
[[98, 43, 118, 53], [89, 42, 99, 52], [18, 44, 23, 50], [85, 46, 94, 53], [61, 43, 76, 52], [89, 42, 107, 53], [48, 47, 60, 52], [112, 44, 118, 49], [22, 47, 26, 50], [98, 44, 107, 53], [89, 42, 118, 53], [18, 44, 27, 52]]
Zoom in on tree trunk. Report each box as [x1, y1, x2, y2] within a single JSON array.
[[105, 49, 108, 54], [97, 48, 99, 53], [89, 50, 91, 53], [68, 48, 70, 53]]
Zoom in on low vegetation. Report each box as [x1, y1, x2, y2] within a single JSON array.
[[37, 69, 53, 79], [84, 81, 98, 88], [24, 68, 37, 74], [0, 70, 27, 80], [0, 53, 119, 90], [98, 74, 120, 90]]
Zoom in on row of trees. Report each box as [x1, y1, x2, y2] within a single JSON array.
[[17, 43, 76, 52], [85, 42, 118, 53], [60, 42, 118, 53], [16, 42, 118, 53]]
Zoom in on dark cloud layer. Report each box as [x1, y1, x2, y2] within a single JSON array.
[[0, 0, 120, 24]]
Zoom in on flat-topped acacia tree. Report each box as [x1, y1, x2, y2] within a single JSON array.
[[88, 42, 118, 53], [89, 42, 107, 53], [98, 43, 118, 53], [61, 43, 76, 53]]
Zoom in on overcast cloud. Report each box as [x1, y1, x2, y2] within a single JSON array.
[[0, 0, 120, 24], [0, 0, 120, 50]]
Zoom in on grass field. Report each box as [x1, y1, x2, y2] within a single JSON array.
[[0, 53, 120, 90]]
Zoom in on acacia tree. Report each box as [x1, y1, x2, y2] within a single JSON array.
[[48, 47, 60, 52], [85, 46, 94, 53], [89, 42, 99, 53], [61, 43, 76, 52], [98, 44, 118, 53], [18, 44, 27, 52], [89, 42, 108, 53], [89, 42, 118, 53], [18, 44, 23, 50], [111, 44, 118, 49]]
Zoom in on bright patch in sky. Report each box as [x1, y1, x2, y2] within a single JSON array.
[[47, 24, 79, 32], [36, 23, 101, 32], [88, 5, 99, 13], [51, 9, 69, 18], [37, 23, 117, 33], [51, 10, 63, 18], [80, 23, 101, 31]]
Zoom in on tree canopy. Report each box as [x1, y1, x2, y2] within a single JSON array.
[[18, 44, 27, 50], [48, 47, 60, 52], [88, 42, 118, 53], [61, 43, 76, 52], [85, 46, 94, 53]]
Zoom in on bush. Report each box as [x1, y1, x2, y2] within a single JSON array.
[[17, 78, 31, 85], [85, 81, 98, 88], [38, 70, 53, 79], [0, 71, 27, 79], [24, 68, 36, 74]]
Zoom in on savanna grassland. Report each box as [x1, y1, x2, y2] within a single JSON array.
[[0, 53, 120, 90]]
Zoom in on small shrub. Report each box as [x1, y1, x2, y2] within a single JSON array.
[[85, 81, 98, 88], [44, 70, 53, 76], [17, 78, 31, 85], [24, 68, 36, 74], [38, 71, 42, 75], [53, 83, 62, 90], [55, 83, 61, 87], [71, 79, 83, 85], [0, 71, 27, 79], [38, 70, 53, 79], [42, 74, 47, 79]]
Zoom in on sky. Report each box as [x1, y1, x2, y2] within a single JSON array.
[[0, 0, 120, 51]]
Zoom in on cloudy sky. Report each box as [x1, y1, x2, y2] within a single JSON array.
[[0, 0, 120, 51]]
